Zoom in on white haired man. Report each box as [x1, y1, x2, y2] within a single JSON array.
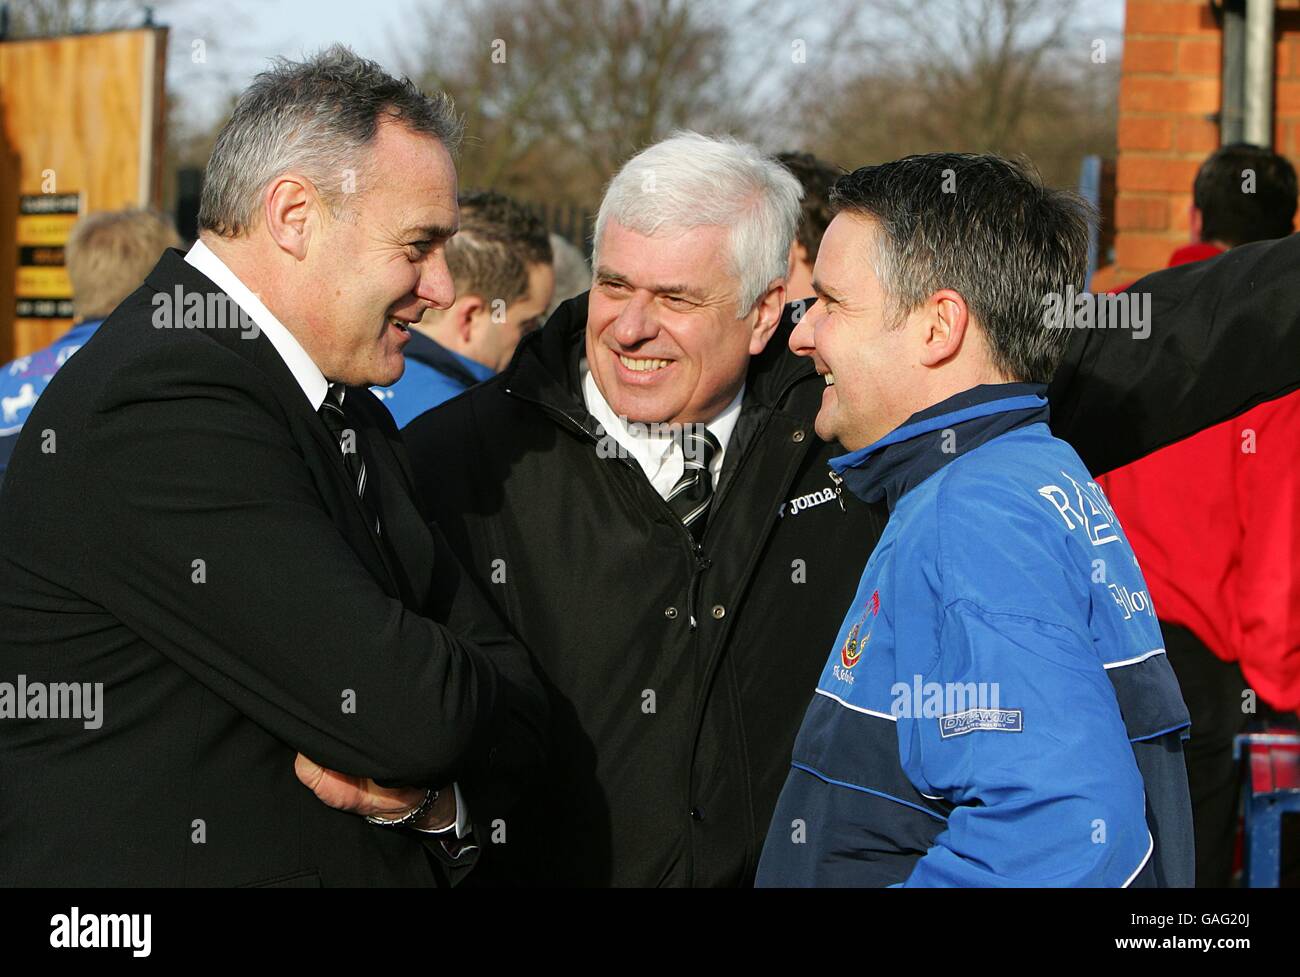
[[407, 131, 834, 886]]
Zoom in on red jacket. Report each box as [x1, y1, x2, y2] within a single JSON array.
[[1099, 243, 1300, 712]]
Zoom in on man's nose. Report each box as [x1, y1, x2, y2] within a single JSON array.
[[417, 251, 456, 311], [610, 294, 659, 347], [788, 301, 821, 358]]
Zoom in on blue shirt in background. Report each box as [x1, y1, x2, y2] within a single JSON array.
[[0, 320, 103, 478], [371, 330, 494, 429]]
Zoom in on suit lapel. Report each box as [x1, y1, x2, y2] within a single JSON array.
[[347, 389, 436, 609], [144, 249, 404, 597]]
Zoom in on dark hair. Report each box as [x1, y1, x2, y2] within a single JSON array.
[[446, 191, 553, 305], [830, 153, 1094, 383], [200, 45, 462, 237], [775, 151, 843, 265], [1193, 143, 1298, 246]]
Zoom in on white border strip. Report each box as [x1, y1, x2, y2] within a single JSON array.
[[1121, 831, 1155, 888], [814, 687, 897, 722], [1103, 647, 1166, 670]]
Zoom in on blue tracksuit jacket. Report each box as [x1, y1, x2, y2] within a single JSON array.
[[755, 383, 1194, 887], [371, 330, 494, 429]]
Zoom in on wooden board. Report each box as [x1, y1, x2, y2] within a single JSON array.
[[0, 27, 167, 360]]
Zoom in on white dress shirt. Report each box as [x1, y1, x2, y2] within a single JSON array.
[[184, 239, 469, 842], [581, 360, 744, 499], [185, 239, 331, 411]]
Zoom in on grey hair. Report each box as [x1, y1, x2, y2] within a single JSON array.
[[592, 131, 802, 316], [830, 153, 1095, 383], [199, 45, 462, 237]]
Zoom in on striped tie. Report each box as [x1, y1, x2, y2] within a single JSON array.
[[318, 383, 381, 535], [666, 425, 721, 541]]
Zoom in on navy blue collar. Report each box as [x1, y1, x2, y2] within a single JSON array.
[[403, 330, 494, 389], [830, 383, 1050, 511]]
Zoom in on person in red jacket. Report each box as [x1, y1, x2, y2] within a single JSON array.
[[1098, 143, 1300, 887]]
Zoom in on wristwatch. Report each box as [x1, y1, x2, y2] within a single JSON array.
[[364, 788, 439, 829]]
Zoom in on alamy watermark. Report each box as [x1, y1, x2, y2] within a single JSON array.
[[50, 907, 150, 957], [890, 675, 1001, 719], [596, 419, 715, 464], [1041, 287, 1150, 340], [0, 675, 103, 729], [152, 285, 260, 339]]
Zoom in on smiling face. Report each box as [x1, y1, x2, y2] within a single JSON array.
[[587, 220, 776, 426], [788, 212, 920, 451], [302, 119, 459, 387]]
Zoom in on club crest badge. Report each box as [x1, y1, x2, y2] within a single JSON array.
[[839, 589, 880, 670]]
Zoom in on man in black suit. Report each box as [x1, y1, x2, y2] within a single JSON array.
[[0, 45, 545, 887]]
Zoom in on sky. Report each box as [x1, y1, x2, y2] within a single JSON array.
[[157, 0, 1132, 131]]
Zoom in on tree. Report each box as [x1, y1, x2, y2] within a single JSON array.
[[797, 0, 1120, 187], [398, 0, 764, 209], [4, 0, 155, 37]]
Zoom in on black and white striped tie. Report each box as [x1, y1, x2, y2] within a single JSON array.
[[319, 383, 381, 535], [666, 425, 721, 541]]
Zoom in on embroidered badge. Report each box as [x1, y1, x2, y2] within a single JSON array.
[[939, 708, 1023, 738]]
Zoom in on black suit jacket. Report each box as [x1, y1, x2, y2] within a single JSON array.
[[0, 248, 546, 886]]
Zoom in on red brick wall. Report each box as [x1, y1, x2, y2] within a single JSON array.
[[1100, 0, 1300, 290]]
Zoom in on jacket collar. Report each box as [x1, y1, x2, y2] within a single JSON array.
[[830, 382, 1050, 512], [404, 330, 494, 389], [500, 291, 819, 431]]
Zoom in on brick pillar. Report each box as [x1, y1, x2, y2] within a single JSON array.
[[1100, 0, 1300, 291]]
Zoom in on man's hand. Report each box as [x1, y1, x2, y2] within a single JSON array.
[[294, 754, 456, 830]]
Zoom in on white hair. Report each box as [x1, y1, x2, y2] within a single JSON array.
[[592, 131, 802, 316]]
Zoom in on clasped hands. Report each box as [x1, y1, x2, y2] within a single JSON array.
[[294, 753, 456, 831]]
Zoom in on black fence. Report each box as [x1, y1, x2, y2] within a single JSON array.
[[525, 200, 593, 257]]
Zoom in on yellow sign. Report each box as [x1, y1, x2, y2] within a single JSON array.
[[16, 266, 71, 299], [15, 193, 81, 320], [16, 213, 78, 247]]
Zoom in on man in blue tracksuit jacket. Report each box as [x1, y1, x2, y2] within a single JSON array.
[[373, 330, 495, 428], [371, 190, 554, 428], [756, 153, 1193, 887]]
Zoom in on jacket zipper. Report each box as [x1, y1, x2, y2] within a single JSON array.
[[827, 468, 847, 512], [506, 389, 711, 627]]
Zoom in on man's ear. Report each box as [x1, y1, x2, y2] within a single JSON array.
[[264, 173, 318, 260], [918, 289, 968, 368], [1190, 204, 1204, 243], [748, 280, 787, 355], [455, 294, 487, 346]]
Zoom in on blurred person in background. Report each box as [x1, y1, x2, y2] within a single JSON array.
[[775, 151, 842, 304], [1098, 142, 1300, 887], [547, 231, 592, 316], [0, 209, 180, 478], [375, 190, 553, 427]]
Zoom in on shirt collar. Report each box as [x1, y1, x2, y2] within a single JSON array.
[[580, 360, 745, 462], [830, 382, 1050, 511], [184, 238, 331, 411]]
